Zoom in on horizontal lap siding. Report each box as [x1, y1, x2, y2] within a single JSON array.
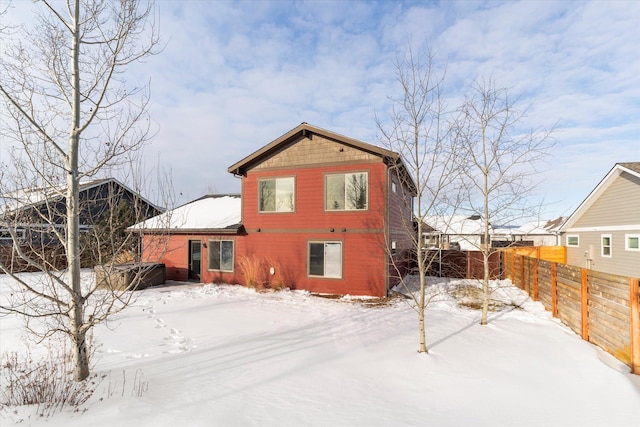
[[242, 158, 391, 297], [243, 163, 386, 232], [243, 232, 387, 296], [141, 233, 243, 284]]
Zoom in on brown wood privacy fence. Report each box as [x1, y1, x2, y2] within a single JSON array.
[[502, 245, 566, 264], [424, 250, 502, 280], [503, 251, 640, 375]]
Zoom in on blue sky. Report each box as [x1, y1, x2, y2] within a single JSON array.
[[2, 0, 639, 220]]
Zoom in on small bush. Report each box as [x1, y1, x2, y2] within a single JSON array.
[[238, 255, 264, 289], [0, 348, 105, 418]]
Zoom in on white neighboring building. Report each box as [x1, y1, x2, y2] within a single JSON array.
[[492, 217, 564, 247], [423, 215, 488, 251], [424, 215, 564, 250]]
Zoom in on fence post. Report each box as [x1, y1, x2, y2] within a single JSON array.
[[510, 251, 515, 282], [630, 278, 640, 375], [533, 258, 539, 301], [551, 262, 558, 317], [581, 268, 589, 341], [520, 255, 525, 290]]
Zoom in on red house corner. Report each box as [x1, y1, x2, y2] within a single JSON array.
[[135, 123, 416, 297]]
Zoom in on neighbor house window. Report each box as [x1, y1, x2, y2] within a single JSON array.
[[208, 240, 234, 272], [325, 172, 368, 211], [308, 241, 342, 278], [566, 235, 579, 247], [626, 234, 640, 251], [259, 177, 295, 212], [601, 234, 612, 257], [0, 228, 25, 241]]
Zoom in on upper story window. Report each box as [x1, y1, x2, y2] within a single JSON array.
[[325, 172, 368, 211], [566, 235, 579, 247], [259, 177, 295, 212], [626, 234, 640, 251], [601, 234, 612, 257]]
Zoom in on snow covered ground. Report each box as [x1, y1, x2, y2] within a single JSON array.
[[1, 272, 639, 426]]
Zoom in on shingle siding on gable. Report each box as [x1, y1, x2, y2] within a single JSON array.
[[252, 134, 379, 171]]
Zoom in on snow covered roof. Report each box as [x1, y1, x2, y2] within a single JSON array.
[[516, 217, 565, 235], [130, 194, 242, 232], [424, 215, 487, 235]]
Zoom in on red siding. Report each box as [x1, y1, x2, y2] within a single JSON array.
[[141, 233, 245, 285], [242, 162, 386, 232], [141, 156, 414, 297]]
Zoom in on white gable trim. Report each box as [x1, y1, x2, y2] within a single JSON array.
[[565, 224, 640, 232], [560, 164, 640, 231]]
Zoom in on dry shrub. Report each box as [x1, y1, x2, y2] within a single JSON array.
[[239, 256, 289, 291], [0, 346, 104, 418], [238, 255, 265, 290]]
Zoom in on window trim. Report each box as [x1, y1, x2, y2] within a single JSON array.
[[600, 234, 612, 258], [0, 228, 25, 241], [207, 239, 235, 272], [258, 176, 296, 213], [566, 234, 579, 247], [625, 234, 640, 251], [307, 240, 343, 279], [324, 171, 369, 212]]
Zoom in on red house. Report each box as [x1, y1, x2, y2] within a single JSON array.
[[136, 123, 416, 297]]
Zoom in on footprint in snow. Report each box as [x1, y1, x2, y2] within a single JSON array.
[[127, 353, 150, 359]]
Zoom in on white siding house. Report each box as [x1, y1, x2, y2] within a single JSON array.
[[560, 162, 640, 278]]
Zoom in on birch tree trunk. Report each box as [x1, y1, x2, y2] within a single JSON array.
[[453, 79, 555, 326], [377, 42, 460, 353], [0, 0, 161, 381]]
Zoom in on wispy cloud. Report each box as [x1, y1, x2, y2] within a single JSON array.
[[2, 0, 638, 218]]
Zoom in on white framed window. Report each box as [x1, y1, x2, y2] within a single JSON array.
[[208, 240, 234, 272], [566, 235, 579, 247], [308, 241, 342, 278], [391, 240, 397, 255], [325, 172, 368, 211], [391, 179, 397, 194], [259, 176, 295, 212], [626, 234, 640, 251], [601, 234, 612, 258]]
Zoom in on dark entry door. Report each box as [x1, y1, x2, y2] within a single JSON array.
[[188, 240, 202, 281]]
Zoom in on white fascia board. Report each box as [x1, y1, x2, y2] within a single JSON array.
[[564, 224, 640, 232]]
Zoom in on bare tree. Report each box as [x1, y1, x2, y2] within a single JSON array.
[[0, 0, 161, 381], [377, 44, 460, 353], [452, 78, 555, 325]]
